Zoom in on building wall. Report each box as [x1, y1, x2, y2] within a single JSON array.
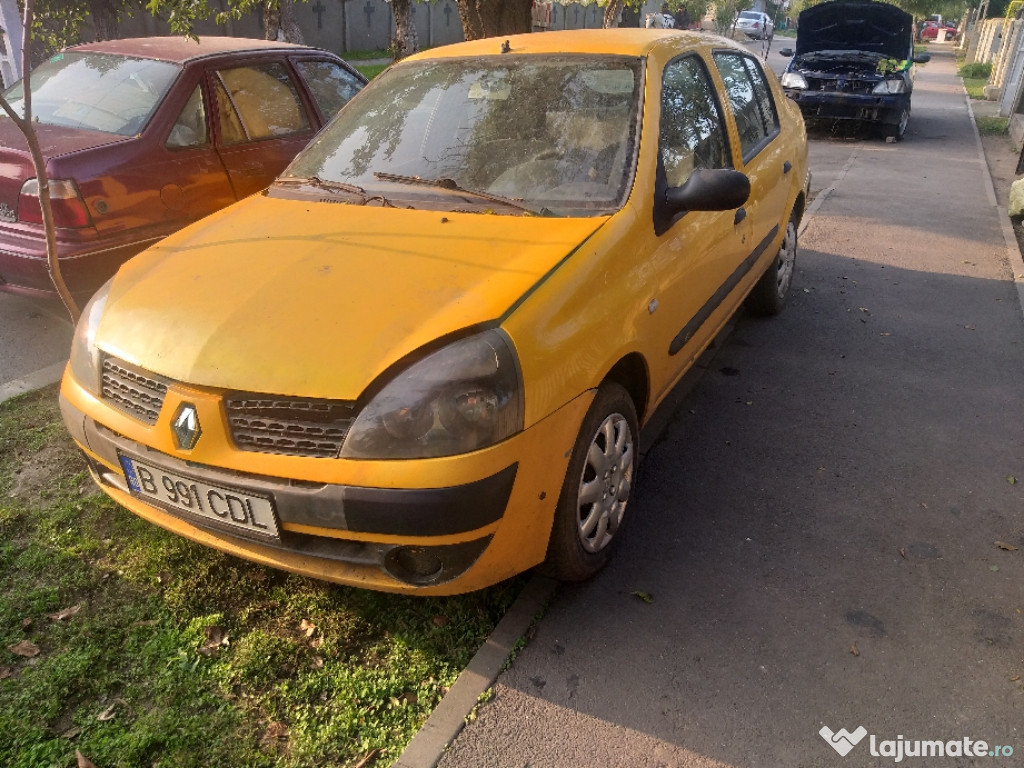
[[115, 0, 669, 58]]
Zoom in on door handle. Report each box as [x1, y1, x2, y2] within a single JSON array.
[[734, 207, 747, 225], [783, 161, 792, 174]]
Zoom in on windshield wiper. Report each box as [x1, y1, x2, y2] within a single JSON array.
[[372, 171, 552, 216], [276, 175, 368, 199]]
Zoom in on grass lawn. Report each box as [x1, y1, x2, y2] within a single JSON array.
[[0, 386, 525, 768], [964, 78, 988, 100]]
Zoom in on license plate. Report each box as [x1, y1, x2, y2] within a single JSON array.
[[118, 453, 280, 539]]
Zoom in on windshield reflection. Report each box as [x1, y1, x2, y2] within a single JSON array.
[[281, 55, 643, 217]]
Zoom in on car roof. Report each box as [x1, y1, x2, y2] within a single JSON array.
[[69, 36, 327, 64], [403, 28, 744, 62]]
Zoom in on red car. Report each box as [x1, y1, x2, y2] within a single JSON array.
[[0, 37, 365, 301], [920, 21, 957, 41]]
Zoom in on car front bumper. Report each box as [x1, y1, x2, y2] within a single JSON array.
[[59, 372, 592, 595], [784, 89, 907, 125]]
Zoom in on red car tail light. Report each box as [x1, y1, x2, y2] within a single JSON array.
[[18, 178, 93, 228]]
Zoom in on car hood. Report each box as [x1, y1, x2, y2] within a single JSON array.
[[97, 195, 606, 399], [794, 0, 913, 60]]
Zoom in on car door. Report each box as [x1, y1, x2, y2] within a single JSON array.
[[712, 51, 791, 262], [643, 53, 753, 403], [151, 79, 236, 227], [211, 59, 319, 199]]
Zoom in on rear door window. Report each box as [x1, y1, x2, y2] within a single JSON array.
[[293, 60, 363, 120], [712, 52, 780, 160], [213, 62, 312, 145]]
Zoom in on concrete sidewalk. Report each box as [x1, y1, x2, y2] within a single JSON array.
[[415, 50, 1024, 767]]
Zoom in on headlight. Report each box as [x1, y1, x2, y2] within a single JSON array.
[[341, 330, 523, 459], [780, 72, 808, 90], [68, 279, 112, 395], [873, 78, 907, 95]]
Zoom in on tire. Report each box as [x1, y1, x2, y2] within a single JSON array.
[[746, 211, 797, 316], [542, 382, 639, 582]]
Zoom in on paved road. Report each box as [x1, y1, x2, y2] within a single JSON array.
[[0, 292, 72, 401], [438, 50, 1024, 767]]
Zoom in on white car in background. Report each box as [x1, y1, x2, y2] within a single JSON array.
[[736, 10, 774, 39]]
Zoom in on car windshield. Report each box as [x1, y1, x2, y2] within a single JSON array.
[[2, 52, 180, 136], [279, 54, 643, 217]]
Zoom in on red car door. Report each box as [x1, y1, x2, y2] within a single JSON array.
[[210, 59, 319, 200]]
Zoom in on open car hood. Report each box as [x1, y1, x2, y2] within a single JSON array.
[[795, 0, 914, 60]]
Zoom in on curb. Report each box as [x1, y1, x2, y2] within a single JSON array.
[[393, 574, 558, 768], [0, 361, 65, 407]]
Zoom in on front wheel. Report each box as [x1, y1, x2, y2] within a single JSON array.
[[542, 382, 639, 582], [746, 211, 798, 316]]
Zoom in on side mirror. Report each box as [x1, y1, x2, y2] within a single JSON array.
[[655, 168, 750, 235], [666, 168, 750, 212], [913, 52, 931, 63], [779, 47, 794, 57]]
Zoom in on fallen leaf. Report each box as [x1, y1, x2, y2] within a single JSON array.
[[431, 615, 450, 628], [97, 698, 127, 722], [199, 625, 230, 655], [0, 666, 13, 679], [1011, 675, 1021, 682], [1009, 476, 1017, 485], [990, 565, 1000, 572], [47, 605, 81, 621], [76, 750, 97, 768], [311, 656, 324, 669], [300, 618, 317, 638], [996, 541, 1018, 551], [130, 619, 159, 628], [260, 721, 290, 748], [59, 725, 82, 739], [850, 642, 860, 657], [21, 617, 32, 630], [965, 325, 976, 331], [880, 332, 891, 337], [632, 591, 654, 604], [899, 548, 906, 558], [353, 748, 382, 768], [8, 640, 39, 658]]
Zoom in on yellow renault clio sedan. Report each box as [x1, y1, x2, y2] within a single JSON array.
[[60, 29, 809, 594]]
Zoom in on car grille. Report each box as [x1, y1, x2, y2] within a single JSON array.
[[226, 395, 357, 458], [807, 76, 876, 95], [100, 356, 169, 425]]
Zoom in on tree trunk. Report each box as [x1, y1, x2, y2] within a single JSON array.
[[264, 0, 305, 43], [456, 0, 532, 40], [263, 1, 281, 40], [0, 0, 79, 320], [87, 0, 119, 40], [391, 0, 418, 60], [603, 0, 625, 28], [279, 0, 305, 44]]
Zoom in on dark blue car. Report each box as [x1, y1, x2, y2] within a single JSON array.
[[778, 0, 930, 141]]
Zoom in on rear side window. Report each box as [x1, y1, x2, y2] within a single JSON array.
[[213, 62, 311, 145], [659, 55, 730, 188], [166, 84, 209, 149], [294, 60, 363, 120], [712, 52, 780, 159], [2, 52, 179, 136]]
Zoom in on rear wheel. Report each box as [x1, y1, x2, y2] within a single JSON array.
[[542, 382, 638, 582], [746, 211, 797, 316]]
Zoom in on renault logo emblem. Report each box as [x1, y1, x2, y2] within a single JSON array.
[[172, 403, 202, 450]]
